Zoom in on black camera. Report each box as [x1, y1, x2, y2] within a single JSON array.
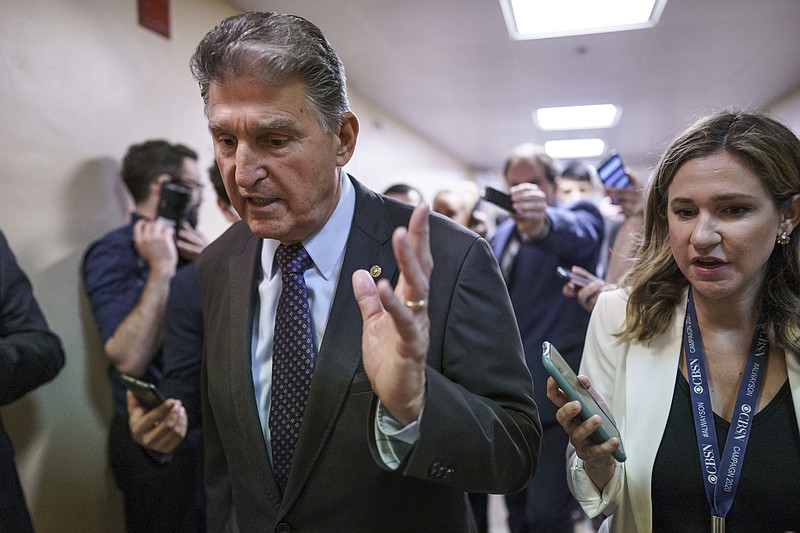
[[157, 179, 198, 228]]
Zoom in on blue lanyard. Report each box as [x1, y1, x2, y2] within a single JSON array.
[[684, 289, 768, 521]]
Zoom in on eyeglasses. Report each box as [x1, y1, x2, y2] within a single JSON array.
[[181, 180, 203, 191], [169, 175, 203, 192]]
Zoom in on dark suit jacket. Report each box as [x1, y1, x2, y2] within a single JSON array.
[[491, 200, 603, 426], [0, 230, 65, 533], [161, 263, 204, 431], [196, 177, 541, 533]]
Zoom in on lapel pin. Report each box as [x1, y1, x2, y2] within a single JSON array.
[[369, 265, 382, 278]]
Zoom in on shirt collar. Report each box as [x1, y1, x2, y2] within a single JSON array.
[[261, 170, 355, 280]]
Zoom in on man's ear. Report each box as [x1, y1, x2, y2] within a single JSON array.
[[148, 173, 171, 198], [153, 172, 171, 187], [335, 113, 359, 167]]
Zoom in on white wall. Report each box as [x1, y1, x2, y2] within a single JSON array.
[[345, 93, 473, 202], [0, 1, 471, 531], [768, 86, 800, 132]]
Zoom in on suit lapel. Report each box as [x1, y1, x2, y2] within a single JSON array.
[[226, 233, 285, 508], [625, 294, 684, 532], [280, 180, 398, 508]]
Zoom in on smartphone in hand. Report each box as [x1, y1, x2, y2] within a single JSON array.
[[556, 266, 595, 287], [482, 186, 513, 212], [597, 152, 632, 190], [121, 374, 165, 410], [542, 341, 626, 462]]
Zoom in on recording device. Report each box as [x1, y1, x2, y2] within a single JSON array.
[[121, 374, 165, 410], [555, 266, 595, 287], [157, 178, 198, 228], [596, 152, 632, 189], [541, 341, 626, 462], [482, 186, 513, 212]]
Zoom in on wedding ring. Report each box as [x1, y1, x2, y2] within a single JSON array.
[[153, 420, 161, 428], [404, 297, 428, 311]]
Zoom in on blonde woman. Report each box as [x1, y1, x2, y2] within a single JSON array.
[[548, 111, 800, 532]]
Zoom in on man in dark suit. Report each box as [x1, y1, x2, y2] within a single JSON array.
[[491, 145, 604, 533], [189, 11, 541, 532], [0, 230, 65, 533]]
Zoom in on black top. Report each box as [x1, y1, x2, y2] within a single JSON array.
[[652, 371, 800, 531]]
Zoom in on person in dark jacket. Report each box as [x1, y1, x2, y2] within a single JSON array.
[[0, 229, 65, 533]]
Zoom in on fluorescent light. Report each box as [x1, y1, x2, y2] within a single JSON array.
[[501, 0, 667, 40], [544, 139, 606, 159], [535, 104, 620, 130]]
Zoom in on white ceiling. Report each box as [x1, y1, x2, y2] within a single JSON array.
[[223, 0, 800, 174]]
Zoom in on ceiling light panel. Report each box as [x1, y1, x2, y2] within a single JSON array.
[[544, 139, 606, 159], [535, 104, 620, 130], [502, 0, 668, 40]]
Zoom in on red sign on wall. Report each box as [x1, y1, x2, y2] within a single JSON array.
[[138, 0, 170, 39]]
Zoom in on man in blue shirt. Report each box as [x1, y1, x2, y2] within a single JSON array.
[[491, 144, 604, 533], [82, 139, 207, 532]]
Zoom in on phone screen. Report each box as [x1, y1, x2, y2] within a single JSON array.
[[541, 341, 626, 461], [597, 153, 632, 189]]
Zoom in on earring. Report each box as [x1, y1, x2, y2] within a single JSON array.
[[778, 231, 791, 245]]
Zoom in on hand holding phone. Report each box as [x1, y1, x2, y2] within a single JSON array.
[[482, 186, 513, 212], [597, 152, 632, 190], [556, 266, 596, 287], [121, 374, 165, 410], [542, 341, 626, 462]]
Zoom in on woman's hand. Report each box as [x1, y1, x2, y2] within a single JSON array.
[[546, 375, 620, 490]]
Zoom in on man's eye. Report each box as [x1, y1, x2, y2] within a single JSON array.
[[268, 137, 289, 147], [217, 136, 236, 147]]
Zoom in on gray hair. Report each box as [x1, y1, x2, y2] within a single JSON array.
[[190, 11, 350, 133]]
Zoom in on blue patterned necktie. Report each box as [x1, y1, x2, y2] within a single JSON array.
[[269, 243, 315, 493]]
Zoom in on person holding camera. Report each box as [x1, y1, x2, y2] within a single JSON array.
[[82, 139, 208, 532], [491, 143, 604, 533]]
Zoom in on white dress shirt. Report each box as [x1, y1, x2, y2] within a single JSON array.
[[252, 172, 354, 452], [250, 173, 420, 470]]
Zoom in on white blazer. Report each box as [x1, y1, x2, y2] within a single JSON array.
[[568, 288, 800, 533]]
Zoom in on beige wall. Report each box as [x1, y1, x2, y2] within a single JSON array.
[[344, 93, 474, 202], [0, 1, 471, 531], [0, 1, 238, 531]]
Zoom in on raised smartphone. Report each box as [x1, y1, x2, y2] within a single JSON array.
[[556, 266, 595, 287], [541, 341, 626, 462], [596, 152, 632, 189], [121, 374, 165, 410], [482, 186, 513, 212]]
